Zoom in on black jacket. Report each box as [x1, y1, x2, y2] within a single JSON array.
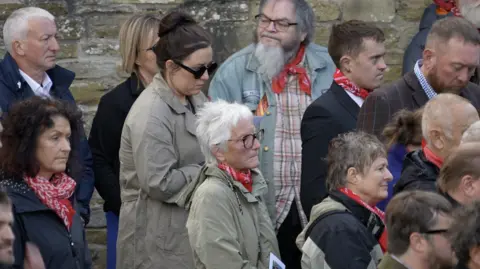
[[0, 177, 91, 269], [88, 74, 144, 215], [0, 53, 94, 223], [300, 82, 360, 218], [393, 149, 439, 195]]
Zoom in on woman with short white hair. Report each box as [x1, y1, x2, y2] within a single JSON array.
[[186, 100, 279, 269]]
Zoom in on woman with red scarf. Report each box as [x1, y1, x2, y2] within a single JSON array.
[[186, 101, 279, 269], [0, 97, 91, 269], [297, 132, 392, 269]]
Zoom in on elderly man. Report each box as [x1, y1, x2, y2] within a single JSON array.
[[186, 100, 279, 269], [437, 143, 480, 207], [0, 7, 94, 223], [450, 201, 480, 269], [394, 93, 479, 195], [300, 20, 387, 218], [208, 0, 335, 266], [378, 191, 456, 269], [358, 17, 480, 139]]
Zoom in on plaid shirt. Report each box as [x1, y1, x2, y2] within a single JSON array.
[[273, 59, 311, 229], [414, 60, 437, 99]]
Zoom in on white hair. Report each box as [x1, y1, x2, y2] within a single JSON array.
[[3, 7, 55, 53], [254, 43, 285, 79], [196, 100, 253, 166], [460, 0, 480, 28], [461, 121, 480, 143], [422, 93, 473, 145]]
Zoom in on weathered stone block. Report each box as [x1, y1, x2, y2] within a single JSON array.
[[89, 244, 107, 269], [87, 14, 132, 38], [384, 65, 402, 83], [57, 16, 85, 40], [314, 23, 331, 46], [397, 0, 429, 21], [75, 3, 138, 14], [385, 51, 404, 66], [342, 0, 396, 23], [0, 3, 24, 20], [87, 205, 107, 228], [111, 0, 178, 3], [81, 39, 120, 57], [379, 24, 400, 49], [58, 43, 78, 59], [207, 22, 254, 63], [70, 81, 107, 105], [308, 0, 341, 21], [36, 2, 68, 17], [86, 228, 107, 245], [59, 59, 118, 80], [179, 1, 250, 22]]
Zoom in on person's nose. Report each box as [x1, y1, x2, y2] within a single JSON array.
[[50, 36, 60, 52], [200, 70, 209, 81], [385, 168, 393, 182], [252, 137, 261, 150]]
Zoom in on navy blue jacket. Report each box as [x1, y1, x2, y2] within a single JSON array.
[[0, 176, 92, 269], [0, 53, 94, 223]]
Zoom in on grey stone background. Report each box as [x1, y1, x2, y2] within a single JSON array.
[[0, 0, 432, 267]]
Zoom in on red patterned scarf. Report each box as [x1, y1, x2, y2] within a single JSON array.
[[423, 146, 444, 168], [333, 68, 370, 100], [272, 44, 311, 95], [218, 163, 253, 192], [24, 173, 77, 229], [338, 187, 388, 253], [434, 0, 462, 16]]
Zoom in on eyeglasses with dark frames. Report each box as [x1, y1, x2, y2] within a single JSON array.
[[146, 43, 157, 51], [173, 60, 218, 79], [228, 129, 265, 149], [254, 14, 298, 32], [422, 229, 449, 235]]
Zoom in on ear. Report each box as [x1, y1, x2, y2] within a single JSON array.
[[165, 59, 176, 73], [409, 232, 428, 253], [346, 167, 360, 185], [430, 129, 445, 150], [12, 40, 26, 56], [462, 175, 477, 197], [212, 145, 226, 163], [470, 246, 480, 267], [300, 32, 307, 43], [339, 55, 353, 73]]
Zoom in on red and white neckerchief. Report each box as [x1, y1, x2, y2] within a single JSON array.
[[218, 163, 253, 192], [333, 68, 370, 100], [434, 0, 462, 16], [423, 146, 444, 168], [272, 44, 311, 95], [24, 173, 77, 230], [338, 187, 388, 253]]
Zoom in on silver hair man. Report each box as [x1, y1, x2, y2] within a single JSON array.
[[461, 120, 480, 143]]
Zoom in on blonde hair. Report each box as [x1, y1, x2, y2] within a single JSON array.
[[119, 14, 161, 74]]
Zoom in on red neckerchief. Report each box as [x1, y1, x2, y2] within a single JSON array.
[[338, 187, 388, 253], [24, 172, 77, 229], [423, 146, 444, 168], [333, 68, 370, 100], [434, 0, 462, 16], [218, 163, 253, 192], [272, 44, 311, 95]]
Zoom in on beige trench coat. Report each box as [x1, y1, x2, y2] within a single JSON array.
[[117, 73, 207, 269]]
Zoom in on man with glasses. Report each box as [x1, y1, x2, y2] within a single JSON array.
[[208, 1, 335, 267], [379, 190, 457, 269]]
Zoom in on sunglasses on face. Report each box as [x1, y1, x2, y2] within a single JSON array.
[[173, 60, 218, 79]]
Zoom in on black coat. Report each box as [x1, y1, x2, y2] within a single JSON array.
[[88, 74, 144, 215], [0, 177, 91, 269], [393, 149, 439, 195], [300, 82, 360, 218]]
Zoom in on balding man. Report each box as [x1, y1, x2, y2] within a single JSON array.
[[437, 143, 480, 208], [461, 121, 480, 143], [393, 93, 479, 195]]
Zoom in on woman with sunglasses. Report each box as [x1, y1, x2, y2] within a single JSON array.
[[186, 100, 279, 269], [116, 11, 215, 269]]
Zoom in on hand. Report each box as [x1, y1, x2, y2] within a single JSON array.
[[24, 242, 45, 269]]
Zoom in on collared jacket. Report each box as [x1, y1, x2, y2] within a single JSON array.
[[117, 73, 206, 269], [186, 165, 280, 269], [0, 53, 94, 223], [208, 43, 335, 222], [377, 254, 408, 269], [88, 73, 144, 215]]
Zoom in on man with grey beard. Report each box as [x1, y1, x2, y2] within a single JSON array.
[[208, 0, 335, 267]]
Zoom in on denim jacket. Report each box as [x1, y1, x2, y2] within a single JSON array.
[[208, 43, 335, 221]]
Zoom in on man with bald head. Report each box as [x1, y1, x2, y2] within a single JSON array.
[[393, 93, 479, 195]]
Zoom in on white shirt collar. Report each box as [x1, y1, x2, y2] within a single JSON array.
[[18, 69, 52, 97], [344, 90, 364, 107]]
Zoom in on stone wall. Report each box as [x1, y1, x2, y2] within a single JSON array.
[[0, 0, 432, 268]]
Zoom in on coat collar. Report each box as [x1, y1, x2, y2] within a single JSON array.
[[149, 73, 207, 136], [378, 254, 409, 269], [403, 71, 430, 108], [127, 72, 145, 97], [330, 81, 360, 120], [0, 52, 75, 99]]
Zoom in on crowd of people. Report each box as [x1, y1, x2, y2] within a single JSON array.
[[0, 0, 480, 269]]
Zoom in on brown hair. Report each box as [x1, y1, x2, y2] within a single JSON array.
[[426, 16, 480, 48], [328, 20, 385, 69], [0, 97, 83, 179], [386, 190, 453, 256], [326, 131, 386, 191], [154, 11, 212, 77], [449, 200, 480, 264], [382, 108, 423, 149], [437, 143, 480, 192]]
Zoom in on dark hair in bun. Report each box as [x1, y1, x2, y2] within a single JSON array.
[[154, 11, 212, 76], [382, 108, 423, 150]]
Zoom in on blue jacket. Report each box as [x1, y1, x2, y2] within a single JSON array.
[[0, 53, 94, 223], [377, 143, 407, 211]]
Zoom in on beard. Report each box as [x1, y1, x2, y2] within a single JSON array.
[[426, 241, 457, 269], [459, 1, 480, 28], [253, 42, 286, 79], [426, 65, 466, 95]]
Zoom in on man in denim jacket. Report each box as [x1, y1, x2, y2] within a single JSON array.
[[208, 0, 335, 267]]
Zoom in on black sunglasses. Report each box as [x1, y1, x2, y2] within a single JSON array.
[[174, 60, 218, 79]]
